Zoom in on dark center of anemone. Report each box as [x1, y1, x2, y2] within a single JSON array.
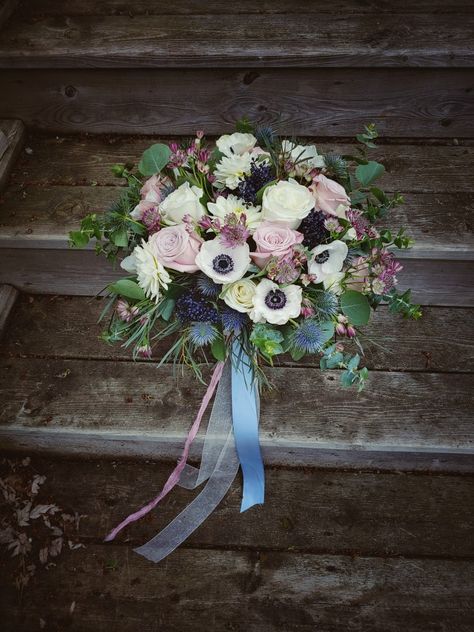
[[264, 289, 287, 310], [212, 254, 234, 274], [314, 250, 330, 264]]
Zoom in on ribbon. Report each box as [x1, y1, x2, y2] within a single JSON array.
[[231, 340, 265, 511], [104, 346, 265, 563]]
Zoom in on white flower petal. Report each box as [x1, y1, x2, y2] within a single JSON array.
[[195, 238, 251, 284], [250, 278, 302, 325]]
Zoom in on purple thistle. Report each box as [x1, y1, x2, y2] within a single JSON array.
[[175, 290, 220, 323], [221, 307, 248, 335]]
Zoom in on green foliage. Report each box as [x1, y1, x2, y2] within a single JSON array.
[[356, 123, 378, 149], [211, 337, 227, 361], [320, 345, 369, 391], [138, 143, 171, 176], [250, 324, 284, 361], [384, 289, 422, 320], [235, 117, 255, 134], [355, 161, 385, 187], [323, 153, 348, 180], [108, 279, 146, 301], [340, 291, 371, 326]]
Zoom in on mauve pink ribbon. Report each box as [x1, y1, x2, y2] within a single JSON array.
[[104, 361, 225, 542]]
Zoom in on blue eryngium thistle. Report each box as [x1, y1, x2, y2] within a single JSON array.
[[196, 273, 221, 298], [291, 319, 323, 354], [312, 290, 339, 320], [221, 307, 248, 335], [188, 322, 218, 347]]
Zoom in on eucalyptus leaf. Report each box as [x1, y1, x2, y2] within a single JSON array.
[[211, 338, 227, 362], [319, 321, 335, 345], [109, 279, 146, 301], [355, 161, 385, 187], [340, 290, 371, 326], [110, 227, 128, 247], [138, 143, 171, 176]]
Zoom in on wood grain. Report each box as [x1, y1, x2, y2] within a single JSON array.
[[0, 0, 18, 28], [1, 184, 471, 259], [0, 119, 25, 192], [2, 14, 474, 68], [0, 68, 472, 137], [0, 248, 472, 305], [2, 295, 473, 374], [0, 284, 17, 337], [4, 456, 472, 557], [0, 357, 473, 457], [18, 0, 474, 16], [1, 546, 473, 632], [10, 135, 474, 192]]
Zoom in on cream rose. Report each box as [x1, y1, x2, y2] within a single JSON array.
[[160, 182, 206, 224], [221, 278, 256, 313], [251, 221, 303, 268], [312, 174, 350, 218], [150, 224, 202, 273], [262, 178, 315, 229]]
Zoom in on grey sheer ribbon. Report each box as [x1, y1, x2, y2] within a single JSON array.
[[134, 360, 240, 562]]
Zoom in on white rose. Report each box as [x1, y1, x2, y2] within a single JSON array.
[[160, 182, 206, 224], [216, 132, 257, 157], [221, 278, 256, 313], [281, 140, 325, 169], [262, 178, 315, 229]]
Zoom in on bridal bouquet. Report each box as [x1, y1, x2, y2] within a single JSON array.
[[70, 121, 421, 562]]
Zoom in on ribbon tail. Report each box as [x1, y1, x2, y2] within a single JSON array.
[[104, 360, 225, 542], [231, 341, 265, 512], [134, 361, 239, 563]]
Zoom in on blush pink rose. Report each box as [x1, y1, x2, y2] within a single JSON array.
[[251, 221, 304, 268], [311, 174, 350, 218], [150, 224, 202, 273], [140, 174, 171, 204]]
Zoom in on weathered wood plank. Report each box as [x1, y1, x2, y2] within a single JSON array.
[[1, 546, 473, 632], [0, 248, 471, 305], [11, 136, 474, 193], [19, 0, 474, 16], [4, 456, 472, 556], [2, 296, 473, 374], [2, 14, 473, 68], [0, 284, 17, 337], [0, 358, 472, 464], [0, 68, 472, 137], [1, 184, 470, 259], [0, 119, 25, 191], [0, 0, 18, 28]]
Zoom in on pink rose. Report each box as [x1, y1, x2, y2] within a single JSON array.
[[311, 174, 350, 218], [150, 224, 202, 273], [251, 221, 303, 269], [140, 174, 171, 204]]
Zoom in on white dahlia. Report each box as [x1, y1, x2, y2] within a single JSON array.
[[250, 278, 302, 325], [195, 237, 251, 284], [120, 240, 171, 302], [214, 153, 253, 190], [207, 194, 262, 231]]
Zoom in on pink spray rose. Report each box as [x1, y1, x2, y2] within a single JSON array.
[[150, 224, 202, 273], [251, 221, 304, 269], [311, 174, 350, 218], [141, 174, 171, 204]]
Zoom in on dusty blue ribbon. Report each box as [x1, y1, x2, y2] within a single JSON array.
[[231, 340, 265, 512]]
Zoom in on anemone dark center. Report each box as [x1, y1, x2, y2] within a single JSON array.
[[212, 254, 234, 274], [314, 251, 330, 264], [265, 289, 287, 310]]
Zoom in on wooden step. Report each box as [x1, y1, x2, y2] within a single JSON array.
[[0, 291, 473, 471], [0, 68, 473, 137], [0, 133, 472, 301], [2, 12, 473, 68]]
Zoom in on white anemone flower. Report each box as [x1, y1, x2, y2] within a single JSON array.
[[308, 240, 348, 283], [195, 237, 251, 284], [214, 152, 253, 190], [250, 278, 302, 326], [207, 194, 262, 231], [120, 240, 171, 302], [281, 140, 325, 169]]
